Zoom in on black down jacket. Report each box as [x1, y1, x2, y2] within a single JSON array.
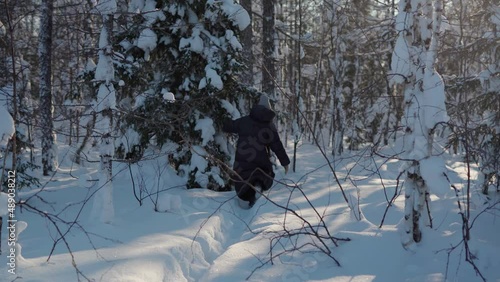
[[223, 104, 290, 202]]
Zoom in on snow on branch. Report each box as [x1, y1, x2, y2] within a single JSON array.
[[0, 104, 15, 148]]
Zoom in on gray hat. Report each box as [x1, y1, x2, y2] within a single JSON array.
[[258, 94, 271, 109]]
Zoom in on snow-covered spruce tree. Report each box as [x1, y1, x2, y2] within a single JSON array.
[[52, 0, 99, 148], [475, 102, 500, 195], [39, 0, 57, 176], [390, 0, 449, 247], [91, 0, 117, 223], [116, 0, 250, 190], [475, 8, 499, 193], [464, 2, 500, 194], [444, 1, 499, 195]]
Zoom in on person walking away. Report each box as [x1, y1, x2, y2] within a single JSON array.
[[223, 94, 290, 208]]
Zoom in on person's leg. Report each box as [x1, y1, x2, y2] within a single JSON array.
[[256, 168, 275, 191], [237, 197, 253, 209], [252, 180, 264, 198], [236, 175, 263, 208], [235, 168, 269, 208], [261, 178, 273, 191], [235, 178, 258, 209]]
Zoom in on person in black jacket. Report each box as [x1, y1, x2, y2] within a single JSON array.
[[223, 94, 290, 208]]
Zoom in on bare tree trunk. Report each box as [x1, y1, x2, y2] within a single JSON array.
[[240, 0, 253, 86], [39, 0, 56, 176], [74, 112, 95, 165], [291, 0, 303, 172], [4, 0, 17, 172], [262, 0, 276, 97], [311, 15, 326, 143]]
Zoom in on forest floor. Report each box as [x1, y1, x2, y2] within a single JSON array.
[[1, 141, 499, 282]]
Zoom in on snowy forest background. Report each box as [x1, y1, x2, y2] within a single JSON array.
[[0, 0, 499, 281]]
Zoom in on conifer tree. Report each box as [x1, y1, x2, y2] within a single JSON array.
[[115, 0, 250, 190]]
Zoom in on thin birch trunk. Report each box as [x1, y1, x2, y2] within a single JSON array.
[[240, 0, 253, 86], [262, 0, 276, 98]]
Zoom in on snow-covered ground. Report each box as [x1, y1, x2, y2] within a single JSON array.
[[1, 142, 499, 282]]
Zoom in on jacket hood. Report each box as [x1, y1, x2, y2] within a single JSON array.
[[250, 105, 276, 123]]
